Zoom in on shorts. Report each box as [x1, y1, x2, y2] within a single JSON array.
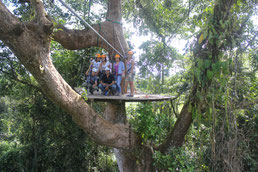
[[125, 73, 135, 82]]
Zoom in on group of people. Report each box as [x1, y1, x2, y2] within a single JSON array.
[[84, 51, 135, 96]]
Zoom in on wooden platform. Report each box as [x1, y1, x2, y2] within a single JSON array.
[[87, 93, 172, 102], [74, 87, 172, 102]]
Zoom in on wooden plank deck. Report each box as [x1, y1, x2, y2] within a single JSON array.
[[87, 93, 172, 102], [74, 87, 172, 102]]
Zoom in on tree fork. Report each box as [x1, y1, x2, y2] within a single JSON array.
[[53, 0, 128, 55], [0, 0, 139, 150]]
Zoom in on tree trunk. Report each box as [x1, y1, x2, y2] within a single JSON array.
[[0, 0, 209, 170], [114, 147, 154, 172], [114, 149, 137, 172], [0, 0, 140, 150], [104, 102, 155, 171]]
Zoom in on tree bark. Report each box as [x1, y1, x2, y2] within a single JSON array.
[[103, 102, 136, 171], [0, 0, 197, 170], [157, 99, 193, 152], [104, 102, 155, 172], [0, 0, 139, 150], [2, 0, 239, 170], [0, 0, 173, 170], [53, 0, 128, 57]]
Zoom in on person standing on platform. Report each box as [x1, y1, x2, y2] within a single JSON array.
[[113, 54, 125, 95], [92, 54, 101, 73], [125, 51, 135, 97], [97, 54, 111, 79], [86, 53, 101, 76], [99, 67, 117, 96]]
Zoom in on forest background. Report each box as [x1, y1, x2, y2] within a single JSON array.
[[0, 0, 257, 171]]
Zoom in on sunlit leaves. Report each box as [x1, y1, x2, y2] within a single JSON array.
[[138, 40, 180, 78], [153, 148, 196, 171], [198, 33, 204, 44], [129, 102, 174, 144], [123, 0, 188, 38]]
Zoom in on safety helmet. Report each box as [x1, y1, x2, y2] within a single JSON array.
[[95, 54, 101, 58], [101, 54, 106, 58], [115, 54, 120, 58], [128, 51, 133, 55]]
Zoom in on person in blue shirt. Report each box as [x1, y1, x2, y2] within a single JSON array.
[[113, 54, 125, 95]]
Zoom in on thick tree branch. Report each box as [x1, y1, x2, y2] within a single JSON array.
[[53, 22, 116, 50], [0, 1, 24, 39], [31, 0, 53, 35], [107, 0, 122, 21], [156, 0, 238, 153], [0, 0, 138, 150], [31, 0, 46, 21], [53, 0, 128, 56], [156, 98, 193, 152]]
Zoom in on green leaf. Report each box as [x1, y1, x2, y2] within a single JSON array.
[[207, 70, 213, 80], [199, 33, 204, 44], [204, 60, 211, 69], [203, 30, 208, 40], [198, 59, 204, 69]]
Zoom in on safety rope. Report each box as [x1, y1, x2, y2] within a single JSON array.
[[117, 33, 126, 58], [106, 18, 123, 25], [57, 0, 124, 58], [111, 23, 116, 72], [107, 17, 125, 57]]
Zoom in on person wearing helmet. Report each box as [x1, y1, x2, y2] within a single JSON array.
[[98, 54, 111, 79], [86, 68, 98, 94], [85, 53, 101, 76], [125, 51, 135, 97], [99, 67, 117, 96], [113, 54, 125, 95], [92, 54, 102, 72]]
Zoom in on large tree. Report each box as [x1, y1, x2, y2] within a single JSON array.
[[0, 0, 255, 171]]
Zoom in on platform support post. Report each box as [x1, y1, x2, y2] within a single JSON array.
[[103, 101, 139, 171], [103, 101, 126, 124]]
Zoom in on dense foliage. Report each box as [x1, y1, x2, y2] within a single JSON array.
[[0, 40, 118, 171], [0, 0, 257, 171]]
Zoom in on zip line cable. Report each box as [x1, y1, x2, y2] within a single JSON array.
[[57, 0, 125, 58], [117, 33, 126, 58]]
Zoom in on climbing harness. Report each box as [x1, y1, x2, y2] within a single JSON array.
[[57, 0, 124, 58]]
